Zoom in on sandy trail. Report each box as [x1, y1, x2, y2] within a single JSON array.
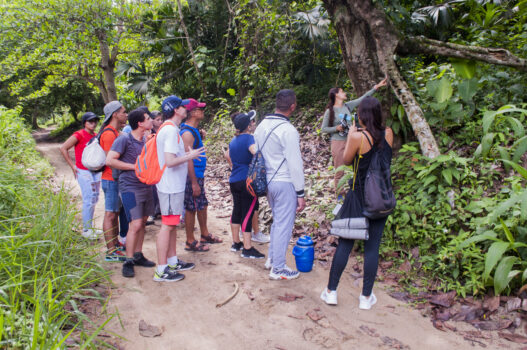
[[35, 133, 509, 350]]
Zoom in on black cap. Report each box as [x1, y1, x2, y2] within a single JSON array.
[[233, 110, 256, 131], [81, 112, 99, 124]]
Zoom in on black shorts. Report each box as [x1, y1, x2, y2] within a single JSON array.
[[230, 180, 259, 233]]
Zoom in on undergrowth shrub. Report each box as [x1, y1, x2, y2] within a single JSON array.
[[0, 107, 109, 348]]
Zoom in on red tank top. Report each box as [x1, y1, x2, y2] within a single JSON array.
[[73, 129, 96, 170]]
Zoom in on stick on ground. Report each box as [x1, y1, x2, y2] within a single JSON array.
[[216, 282, 239, 308]]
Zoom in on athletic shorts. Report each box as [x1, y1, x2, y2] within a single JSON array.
[[230, 180, 259, 232], [184, 177, 208, 212], [158, 191, 184, 216], [121, 188, 155, 222], [102, 179, 120, 212]]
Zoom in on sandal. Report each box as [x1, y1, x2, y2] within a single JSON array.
[[200, 234, 223, 244], [185, 240, 210, 252]]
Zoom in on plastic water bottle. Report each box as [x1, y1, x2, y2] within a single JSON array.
[[292, 235, 314, 272]]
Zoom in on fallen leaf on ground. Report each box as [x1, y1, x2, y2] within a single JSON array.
[[506, 298, 522, 312], [472, 319, 512, 331], [429, 291, 456, 308], [139, 320, 162, 338], [380, 336, 410, 349], [359, 325, 379, 337], [499, 331, 527, 344], [389, 291, 410, 302], [306, 310, 325, 322], [278, 293, 303, 302], [399, 260, 412, 272], [483, 296, 500, 312], [287, 314, 304, 320], [459, 330, 491, 339]]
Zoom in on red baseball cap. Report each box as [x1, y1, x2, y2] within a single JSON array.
[[183, 98, 206, 111]]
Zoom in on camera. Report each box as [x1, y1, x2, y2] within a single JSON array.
[[338, 117, 349, 137]]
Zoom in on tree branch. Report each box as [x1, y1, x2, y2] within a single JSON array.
[[399, 36, 527, 71]]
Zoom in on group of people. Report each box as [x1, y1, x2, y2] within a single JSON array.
[[62, 79, 392, 310]]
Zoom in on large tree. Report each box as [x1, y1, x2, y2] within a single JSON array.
[[322, 0, 526, 158]]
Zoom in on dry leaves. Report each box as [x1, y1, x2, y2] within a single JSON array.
[[278, 293, 304, 302]]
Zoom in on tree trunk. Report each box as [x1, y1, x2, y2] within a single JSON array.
[[323, 0, 442, 158], [95, 29, 118, 102]]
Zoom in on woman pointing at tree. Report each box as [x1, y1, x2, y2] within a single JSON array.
[[321, 78, 387, 200]]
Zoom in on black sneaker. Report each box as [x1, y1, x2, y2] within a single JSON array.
[[153, 266, 185, 282], [133, 252, 156, 267], [230, 242, 243, 252], [169, 260, 195, 272], [241, 247, 265, 259], [122, 260, 135, 278]]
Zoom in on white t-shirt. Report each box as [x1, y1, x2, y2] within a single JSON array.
[[155, 121, 188, 193]]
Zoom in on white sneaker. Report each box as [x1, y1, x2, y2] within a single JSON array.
[[320, 288, 338, 305], [269, 265, 299, 280], [264, 258, 272, 270], [359, 293, 377, 310], [81, 229, 99, 240], [251, 231, 270, 243]]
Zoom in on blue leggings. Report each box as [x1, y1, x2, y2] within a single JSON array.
[[327, 217, 387, 296]]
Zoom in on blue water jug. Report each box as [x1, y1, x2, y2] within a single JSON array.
[[292, 235, 314, 273]]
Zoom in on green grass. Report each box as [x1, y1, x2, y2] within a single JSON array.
[[0, 107, 112, 349]]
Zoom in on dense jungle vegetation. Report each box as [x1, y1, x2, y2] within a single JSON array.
[[1, 0, 527, 346]]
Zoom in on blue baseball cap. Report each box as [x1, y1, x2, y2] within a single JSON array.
[[161, 95, 190, 115]]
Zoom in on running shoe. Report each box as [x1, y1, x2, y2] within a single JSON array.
[[122, 260, 135, 278], [169, 260, 195, 272], [359, 293, 377, 310], [269, 265, 300, 280], [230, 242, 243, 252], [264, 258, 272, 270], [251, 231, 270, 243], [146, 216, 155, 226], [133, 252, 156, 267], [241, 247, 265, 259], [153, 266, 185, 282], [320, 288, 338, 305], [105, 249, 126, 262], [118, 235, 126, 247], [81, 229, 99, 240]]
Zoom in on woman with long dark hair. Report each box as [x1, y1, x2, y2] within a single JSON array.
[[321, 96, 393, 310], [321, 78, 387, 199]]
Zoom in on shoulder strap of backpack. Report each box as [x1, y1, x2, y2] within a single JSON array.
[[181, 125, 200, 149], [259, 121, 287, 151], [97, 126, 118, 141]]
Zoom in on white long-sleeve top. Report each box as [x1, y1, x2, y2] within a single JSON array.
[[254, 114, 305, 197]]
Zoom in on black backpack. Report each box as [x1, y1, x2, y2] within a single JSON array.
[[246, 121, 287, 197], [361, 131, 396, 219]]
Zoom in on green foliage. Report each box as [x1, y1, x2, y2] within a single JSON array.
[[0, 107, 109, 347]]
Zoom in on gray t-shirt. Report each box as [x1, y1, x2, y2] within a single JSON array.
[[111, 133, 152, 193]]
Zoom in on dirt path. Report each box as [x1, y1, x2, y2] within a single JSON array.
[[36, 134, 511, 350]]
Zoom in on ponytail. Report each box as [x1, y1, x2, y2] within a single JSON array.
[[326, 87, 340, 126]]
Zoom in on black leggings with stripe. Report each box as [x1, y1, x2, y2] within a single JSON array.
[[229, 180, 259, 232]]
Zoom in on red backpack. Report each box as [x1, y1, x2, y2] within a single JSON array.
[[135, 121, 176, 185]]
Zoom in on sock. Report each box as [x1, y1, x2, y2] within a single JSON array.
[[157, 264, 167, 274], [125, 257, 134, 264], [167, 256, 178, 266], [133, 252, 142, 260]]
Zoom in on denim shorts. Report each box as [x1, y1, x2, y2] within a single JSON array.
[[102, 179, 120, 213]]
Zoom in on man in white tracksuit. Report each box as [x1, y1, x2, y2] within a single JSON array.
[[254, 89, 306, 280]]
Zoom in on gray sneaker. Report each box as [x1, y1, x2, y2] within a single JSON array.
[[269, 265, 299, 280], [251, 231, 270, 243]]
